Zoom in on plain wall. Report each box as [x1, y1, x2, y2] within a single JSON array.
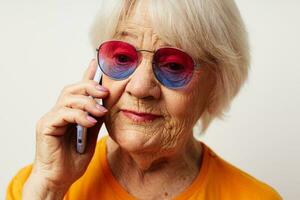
[[0, 1, 299, 199]]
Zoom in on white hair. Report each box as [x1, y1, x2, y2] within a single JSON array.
[[89, 0, 250, 133]]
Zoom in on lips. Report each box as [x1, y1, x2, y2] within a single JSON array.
[[120, 109, 161, 122]]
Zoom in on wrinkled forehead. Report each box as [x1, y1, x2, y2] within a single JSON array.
[[114, 0, 168, 49]]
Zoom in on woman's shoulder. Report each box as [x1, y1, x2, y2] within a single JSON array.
[[201, 142, 283, 200], [6, 136, 108, 200], [6, 165, 33, 200]]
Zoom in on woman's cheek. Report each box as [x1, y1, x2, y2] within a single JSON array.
[[159, 118, 182, 149], [102, 76, 129, 109], [164, 91, 198, 121]]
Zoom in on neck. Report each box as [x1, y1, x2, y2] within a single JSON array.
[[106, 135, 203, 199]]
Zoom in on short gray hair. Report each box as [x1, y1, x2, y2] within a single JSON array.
[[89, 0, 250, 133]]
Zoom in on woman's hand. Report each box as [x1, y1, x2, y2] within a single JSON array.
[[23, 59, 109, 199]]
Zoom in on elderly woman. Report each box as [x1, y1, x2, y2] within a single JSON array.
[[7, 0, 282, 199]]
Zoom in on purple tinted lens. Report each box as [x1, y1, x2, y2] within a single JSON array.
[[153, 48, 195, 88], [98, 41, 138, 80]]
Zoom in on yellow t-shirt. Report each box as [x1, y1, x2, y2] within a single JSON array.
[[7, 136, 282, 200]]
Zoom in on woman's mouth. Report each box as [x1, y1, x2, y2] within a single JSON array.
[[120, 109, 161, 122]]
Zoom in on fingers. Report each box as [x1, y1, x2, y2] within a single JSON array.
[[42, 107, 99, 136], [60, 80, 108, 97], [57, 81, 109, 118], [60, 94, 108, 117], [38, 59, 108, 137], [82, 59, 97, 81]]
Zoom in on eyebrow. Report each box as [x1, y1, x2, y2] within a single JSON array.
[[114, 30, 138, 40], [114, 23, 141, 39]]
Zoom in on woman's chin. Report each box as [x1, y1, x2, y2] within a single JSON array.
[[109, 129, 159, 153]]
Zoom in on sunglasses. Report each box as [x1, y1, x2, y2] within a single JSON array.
[[96, 40, 201, 89]]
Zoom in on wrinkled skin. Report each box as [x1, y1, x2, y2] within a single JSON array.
[[103, 0, 215, 168], [22, 0, 215, 199], [100, 1, 216, 199]]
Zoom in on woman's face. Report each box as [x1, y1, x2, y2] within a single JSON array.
[[102, 1, 215, 153]]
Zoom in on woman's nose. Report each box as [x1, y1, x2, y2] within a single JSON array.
[[125, 58, 161, 100]]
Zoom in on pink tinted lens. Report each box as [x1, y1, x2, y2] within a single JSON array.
[[153, 48, 195, 88], [98, 41, 138, 80]]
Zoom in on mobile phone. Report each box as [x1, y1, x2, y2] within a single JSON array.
[[76, 65, 103, 154]]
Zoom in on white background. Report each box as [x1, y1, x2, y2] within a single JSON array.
[[0, 1, 299, 199]]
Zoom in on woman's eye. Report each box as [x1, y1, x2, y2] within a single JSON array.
[[116, 54, 131, 63], [163, 63, 185, 72]]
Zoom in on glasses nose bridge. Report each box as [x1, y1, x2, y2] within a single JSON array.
[[130, 49, 158, 87], [135, 49, 155, 74], [134, 49, 158, 82], [136, 49, 155, 64], [138, 49, 155, 54]]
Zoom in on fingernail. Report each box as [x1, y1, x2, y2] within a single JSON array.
[[96, 104, 108, 112], [96, 85, 109, 92], [86, 116, 97, 123]]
